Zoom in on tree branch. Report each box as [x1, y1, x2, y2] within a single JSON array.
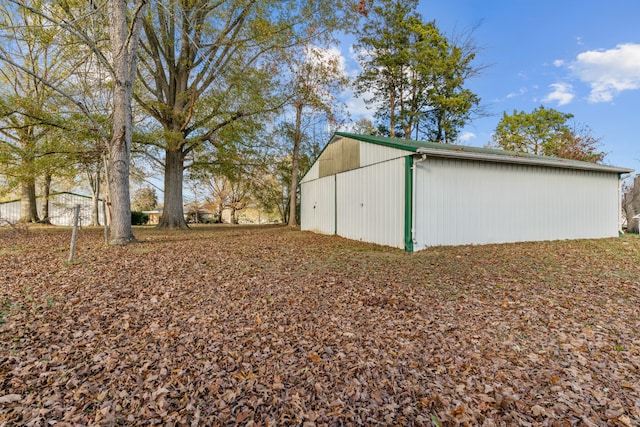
[[0, 52, 109, 142]]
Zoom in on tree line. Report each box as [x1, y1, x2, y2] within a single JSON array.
[[0, 0, 354, 241], [0, 0, 610, 244]]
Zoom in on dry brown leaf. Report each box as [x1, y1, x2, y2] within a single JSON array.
[[0, 226, 638, 425], [0, 394, 22, 404]]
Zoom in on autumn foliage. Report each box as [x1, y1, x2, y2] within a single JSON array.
[[1, 225, 639, 425]]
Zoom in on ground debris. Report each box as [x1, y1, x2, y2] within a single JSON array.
[[1, 226, 639, 425]]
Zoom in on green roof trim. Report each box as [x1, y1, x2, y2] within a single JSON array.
[[333, 132, 633, 174], [334, 132, 429, 153]]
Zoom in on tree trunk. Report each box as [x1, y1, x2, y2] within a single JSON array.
[[389, 79, 396, 138], [106, 0, 146, 245], [278, 202, 286, 224], [288, 103, 303, 227], [403, 125, 412, 140], [217, 204, 224, 223], [19, 178, 39, 223], [230, 206, 237, 224], [158, 147, 188, 229], [107, 120, 135, 244], [90, 167, 101, 226], [623, 175, 640, 233], [280, 187, 288, 224], [40, 174, 52, 224]]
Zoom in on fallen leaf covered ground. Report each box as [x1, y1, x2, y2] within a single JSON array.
[[1, 225, 639, 426]]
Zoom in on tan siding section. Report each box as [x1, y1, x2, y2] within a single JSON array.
[[319, 137, 360, 178]]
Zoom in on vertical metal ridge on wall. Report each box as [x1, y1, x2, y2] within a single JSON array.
[[404, 156, 414, 252], [334, 174, 337, 235]]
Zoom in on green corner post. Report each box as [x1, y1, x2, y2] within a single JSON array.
[[404, 156, 414, 252]]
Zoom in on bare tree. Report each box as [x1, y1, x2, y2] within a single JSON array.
[[623, 175, 640, 233], [285, 46, 348, 227]]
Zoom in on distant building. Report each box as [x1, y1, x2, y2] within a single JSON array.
[[301, 132, 632, 252], [0, 192, 104, 226], [141, 209, 163, 225]]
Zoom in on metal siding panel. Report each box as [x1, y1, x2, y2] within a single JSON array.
[[359, 141, 408, 167], [300, 162, 319, 184], [0, 200, 20, 223], [0, 193, 104, 226], [49, 193, 98, 226], [414, 158, 621, 249], [301, 176, 336, 234], [336, 158, 405, 248]]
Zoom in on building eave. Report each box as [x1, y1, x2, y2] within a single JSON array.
[[414, 147, 633, 174], [302, 132, 633, 181]]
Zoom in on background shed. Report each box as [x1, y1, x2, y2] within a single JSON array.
[[0, 192, 104, 226], [300, 132, 632, 251]]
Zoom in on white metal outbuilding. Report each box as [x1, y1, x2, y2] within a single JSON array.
[[0, 192, 104, 226], [300, 132, 633, 252]]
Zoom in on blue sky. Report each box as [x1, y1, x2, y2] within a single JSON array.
[[338, 0, 640, 176]]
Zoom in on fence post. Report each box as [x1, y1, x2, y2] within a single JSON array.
[[102, 199, 109, 245], [68, 204, 81, 263]]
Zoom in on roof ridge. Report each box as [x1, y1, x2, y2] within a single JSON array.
[[333, 132, 632, 174]]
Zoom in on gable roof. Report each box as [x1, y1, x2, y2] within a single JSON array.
[[333, 132, 633, 175]]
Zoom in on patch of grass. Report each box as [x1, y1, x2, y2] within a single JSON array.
[[8, 302, 23, 312], [0, 248, 24, 255], [130, 246, 153, 254], [45, 295, 56, 308]]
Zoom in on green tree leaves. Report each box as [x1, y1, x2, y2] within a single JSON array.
[[492, 106, 604, 162], [135, 0, 355, 229], [354, 0, 482, 143]]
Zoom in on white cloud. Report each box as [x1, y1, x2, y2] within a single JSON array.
[[338, 44, 376, 122], [570, 43, 640, 103], [304, 45, 347, 76], [457, 132, 476, 144], [543, 82, 575, 106], [506, 87, 527, 99], [343, 88, 375, 119]]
